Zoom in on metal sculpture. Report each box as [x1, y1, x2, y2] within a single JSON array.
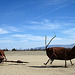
[[0, 50, 28, 64], [44, 34, 75, 67]]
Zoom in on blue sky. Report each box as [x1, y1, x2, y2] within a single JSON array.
[[0, 0, 75, 49]]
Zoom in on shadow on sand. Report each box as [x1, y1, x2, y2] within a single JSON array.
[[29, 65, 66, 68]]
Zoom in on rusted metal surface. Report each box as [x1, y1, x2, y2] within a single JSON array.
[[0, 50, 7, 63], [46, 46, 75, 60], [5, 60, 29, 63], [0, 50, 29, 64], [44, 33, 75, 67]]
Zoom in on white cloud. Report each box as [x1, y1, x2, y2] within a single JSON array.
[[12, 34, 26, 38], [42, 0, 74, 6], [4, 25, 19, 32], [26, 20, 60, 30], [0, 40, 12, 43], [12, 34, 63, 43], [1, 24, 19, 32], [12, 34, 44, 41], [0, 28, 9, 34], [63, 28, 75, 35], [0, 33, 74, 49], [7, 26, 19, 32], [57, 17, 75, 19]]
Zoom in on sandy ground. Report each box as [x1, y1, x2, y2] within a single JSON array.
[[0, 51, 75, 75]]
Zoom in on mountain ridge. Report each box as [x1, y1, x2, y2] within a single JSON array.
[[35, 43, 75, 50]]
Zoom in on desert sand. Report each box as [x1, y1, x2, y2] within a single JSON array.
[[0, 51, 75, 75]]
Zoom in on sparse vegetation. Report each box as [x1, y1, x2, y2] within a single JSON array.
[[1, 48, 45, 51]]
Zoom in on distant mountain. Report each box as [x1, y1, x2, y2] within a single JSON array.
[[48, 43, 75, 48], [35, 43, 75, 50]]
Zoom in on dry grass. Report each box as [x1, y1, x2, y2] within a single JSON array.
[[0, 51, 75, 75]]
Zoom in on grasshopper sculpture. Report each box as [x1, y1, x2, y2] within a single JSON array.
[[44, 34, 75, 67]]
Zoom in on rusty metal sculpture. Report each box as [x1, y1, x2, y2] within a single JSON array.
[[44, 34, 75, 67], [0, 50, 7, 63], [0, 50, 28, 63]]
